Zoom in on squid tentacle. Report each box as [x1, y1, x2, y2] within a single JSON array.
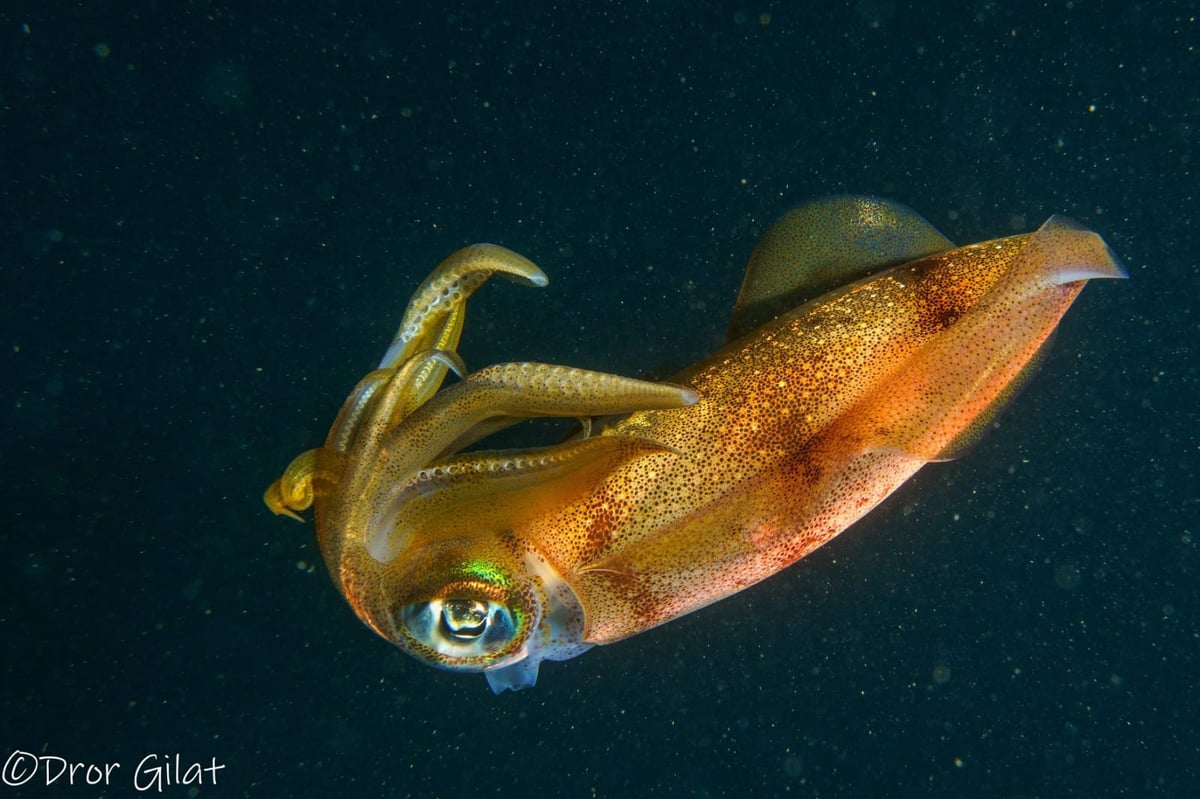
[[264, 447, 346, 521], [374, 362, 696, 481], [378, 244, 548, 370], [366, 436, 672, 562]]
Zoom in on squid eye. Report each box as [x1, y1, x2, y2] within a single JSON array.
[[440, 599, 489, 639], [396, 596, 524, 669]]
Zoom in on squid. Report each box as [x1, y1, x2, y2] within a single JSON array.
[[265, 196, 1125, 692]]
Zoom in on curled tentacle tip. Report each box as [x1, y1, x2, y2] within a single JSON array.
[[264, 481, 307, 521], [469, 243, 549, 287], [507, 265, 549, 288]]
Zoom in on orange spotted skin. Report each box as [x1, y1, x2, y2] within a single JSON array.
[[266, 200, 1124, 688], [527, 229, 1114, 643]]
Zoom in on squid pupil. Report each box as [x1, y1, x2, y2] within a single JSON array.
[[441, 599, 489, 639]]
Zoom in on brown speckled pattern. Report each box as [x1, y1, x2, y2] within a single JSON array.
[[307, 211, 1122, 661], [524, 225, 1120, 643]]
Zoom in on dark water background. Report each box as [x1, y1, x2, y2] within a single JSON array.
[[2, 1, 1197, 797]]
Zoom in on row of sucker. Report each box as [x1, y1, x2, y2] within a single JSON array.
[[378, 244, 548, 370], [366, 437, 668, 563], [361, 364, 697, 555]]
